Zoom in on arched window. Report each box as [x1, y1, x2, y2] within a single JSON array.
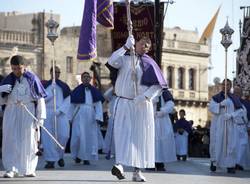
[[167, 66, 173, 88], [178, 67, 185, 89], [189, 68, 195, 90]]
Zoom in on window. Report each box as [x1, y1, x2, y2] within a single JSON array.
[[189, 68, 195, 90], [66, 56, 73, 73], [178, 67, 185, 89], [167, 66, 173, 88]]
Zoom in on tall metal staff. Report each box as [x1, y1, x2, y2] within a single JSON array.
[[125, 0, 137, 95], [219, 19, 234, 156], [46, 13, 59, 139]]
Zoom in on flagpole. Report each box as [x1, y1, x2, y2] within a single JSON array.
[[125, 0, 137, 96]]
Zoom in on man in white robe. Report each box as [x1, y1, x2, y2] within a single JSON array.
[[233, 86, 250, 170], [153, 89, 177, 171], [209, 79, 242, 174], [107, 36, 167, 182], [61, 72, 104, 165], [102, 86, 116, 158], [0, 55, 46, 178], [42, 66, 71, 169]]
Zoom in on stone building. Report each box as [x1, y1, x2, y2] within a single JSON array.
[[0, 11, 113, 89], [162, 27, 210, 126]]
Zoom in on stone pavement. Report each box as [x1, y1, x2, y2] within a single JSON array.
[[0, 154, 249, 184]]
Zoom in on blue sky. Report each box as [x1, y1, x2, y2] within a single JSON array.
[[0, 0, 249, 84]]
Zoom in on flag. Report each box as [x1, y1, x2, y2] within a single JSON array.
[[77, 0, 114, 61]]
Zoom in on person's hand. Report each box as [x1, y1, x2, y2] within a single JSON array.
[[156, 111, 165, 118], [224, 113, 232, 121], [0, 84, 12, 93], [220, 98, 231, 107], [55, 109, 61, 116], [134, 95, 146, 104], [37, 119, 44, 126], [125, 35, 135, 49]]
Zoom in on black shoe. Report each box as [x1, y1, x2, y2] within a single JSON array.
[[235, 164, 244, 171], [155, 162, 166, 171], [210, 162, 216, 172], [182, 155, 187, 161], [227, 167, 236, 174], [58, 159, 65, 167], [75, 157, 81, 164], [177, 155, 181, 161], [156, 167, 166, 171], [44, 161, 55, 169], [111, 165, 125, 180], [145, 168, 156, 171], [83, 160, 90, 165]]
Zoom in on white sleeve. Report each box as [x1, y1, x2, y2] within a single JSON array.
[[208, 99, 220, 115], [108, 47, 127, 69], [144, 85, 162, 100], [36, 97, 46, 120], [94, 101, 103, 122], [160, 100, 175, 114], [103, 87, 114, 101]]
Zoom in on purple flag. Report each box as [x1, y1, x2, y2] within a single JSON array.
[[77, 0, 114, 61]]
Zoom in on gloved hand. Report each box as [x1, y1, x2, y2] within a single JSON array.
[[134, 94, 146, 104], [220, 98, 231, 107], [125, 35, 135, 49], [55, 109, 61, 116], [224, 113, 232, 121], [0, 84, 12, 93], [37, 119, 44, 126], [156, 111, 165, 118]]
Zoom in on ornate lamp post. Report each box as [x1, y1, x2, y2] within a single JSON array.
[[46, 12, 59, 139], [220, 19, 234, 98], [219, 19, 234, 160]]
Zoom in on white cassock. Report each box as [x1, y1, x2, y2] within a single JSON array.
[[0, 77, 46, 175], [108, 47, 161, 168], [61, 88, 103, 161], [208, 98, 239, 168], [103, 87, 116, 155], [235, 104, 250, 169], [175, 130, 189, 156], [153, 95, 177, 163], [42, 84, 70, 161]]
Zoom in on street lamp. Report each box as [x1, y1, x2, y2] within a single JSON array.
[[220, 19, 234, 98], [46, 12, 59, 139], [219, 19, 234, 161]]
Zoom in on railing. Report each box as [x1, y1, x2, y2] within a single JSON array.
[[0, 29, 33, 45]]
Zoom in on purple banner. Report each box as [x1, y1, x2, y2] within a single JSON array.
[[77, 0, 114, 61]]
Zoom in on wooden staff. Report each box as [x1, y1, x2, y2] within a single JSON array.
[[125, 0, 137, 96]]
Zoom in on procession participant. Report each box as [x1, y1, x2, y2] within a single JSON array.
[[107, 35, 167, 182], [0, 55, 46, 177]]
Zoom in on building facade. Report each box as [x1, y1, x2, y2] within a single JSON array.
[[162, 27, 210, 126]]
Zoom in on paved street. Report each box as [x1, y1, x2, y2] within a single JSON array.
[[0, 154, 249, 184]]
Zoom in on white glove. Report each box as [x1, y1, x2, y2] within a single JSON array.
[[125, 35, 135, 49], [224, 113, 232, 121], [55, 109, 61, 116], [134, 95, 146, 104], [220, 98, 231, 107], [0, 84, 12, 93], [37, 119, 44, 126], [156, 111, 165, 118]]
